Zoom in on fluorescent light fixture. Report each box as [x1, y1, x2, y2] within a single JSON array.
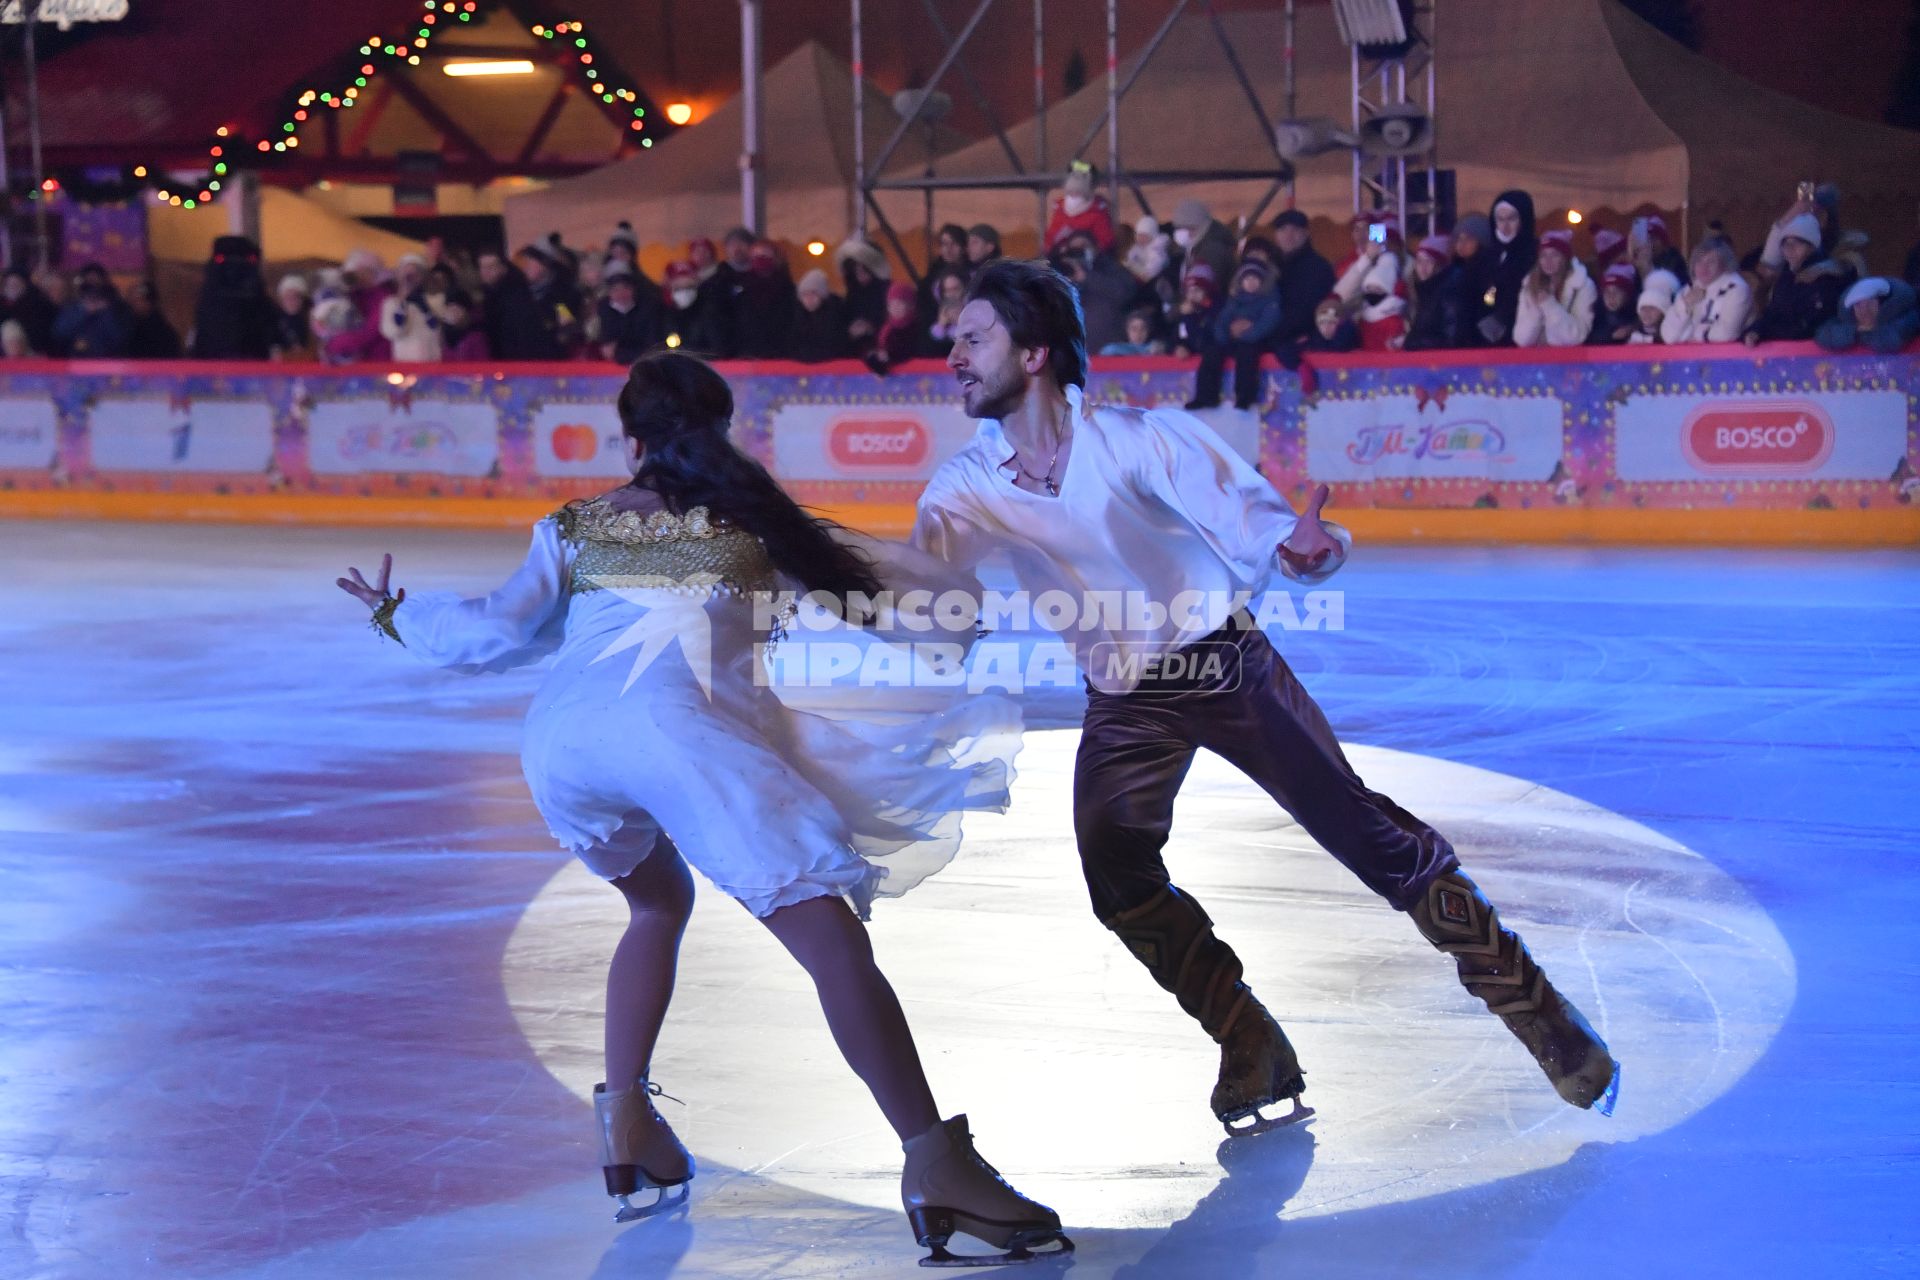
[[443, 59, 536, 77], [1331, 0, 1410, 48]]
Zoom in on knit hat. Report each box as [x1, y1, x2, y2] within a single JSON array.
[[609, 221, 638, 250], [797, 268, 831, 298], [1415, 234, 1452, 263], [1233, 258, 1276, 290], [275, 273, 310, 297], [1181, 262, 1218, 300], [1173, 199, 1212, 231], [886, 281, 918, 308], [748, 241, 780, 266], [1601, 263, 1638, 291], [1779, 212, 1822, 248], [1593, 228, 1627, 262], [1453, 213, 1491, 246], [1273, 209, 1310, 231], [1645, 214, 1671, 243], [395, 251, 429, 272], [664, 260, 698, 286], [1539, 229, 1574, 255], [1636, 268, 1680, 312], [1843, 277, 1891, 309], [1134, 214, 1161, 239], [602, 261, 637, 284], [341, 248, 383, 279], [686, 236, 718, 260]]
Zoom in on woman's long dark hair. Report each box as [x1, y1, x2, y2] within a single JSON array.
[[617, 350, 884, 602]]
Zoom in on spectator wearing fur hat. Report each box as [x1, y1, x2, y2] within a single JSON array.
[[1271, 209, 1336, 350], [789, 268, 851, 363], [1589, 263, 1641, 345], [1817, 277, 1920, 352], [1747, 210, 1852, 345], [1171, 264, 1221, 359], [1045, 162, 1115, 253], [596, 263, 666, 364], [1171, 199, 1236, 290], [1187, 258, 1283, 411], [1629, 269, 1681, 344], [835, 236, 892, 354], [1513, 229, 1596, 347], [1661, 240, 1751, 344]]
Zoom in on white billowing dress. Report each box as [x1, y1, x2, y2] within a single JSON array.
[[380, 497, 1018, 918]]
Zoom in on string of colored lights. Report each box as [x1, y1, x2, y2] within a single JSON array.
[[116, 2, 652, 211]]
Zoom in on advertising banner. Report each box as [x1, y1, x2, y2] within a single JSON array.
[[306, 396, 501, 477], [528, 401, 630, 479], [0, 396, 59, 469], [89, 397, 275, 472], [769, 402, 982, 483], [1304, 391, 1565, 484], [1613, 388, 1906, 482]]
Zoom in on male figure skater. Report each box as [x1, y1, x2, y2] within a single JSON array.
[[911, 259, 1619, 1135]]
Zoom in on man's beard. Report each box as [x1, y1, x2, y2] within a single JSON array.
[[969, 366, 1026, 420]]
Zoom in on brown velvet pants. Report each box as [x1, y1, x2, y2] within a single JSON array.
[[1074, 615, 1460, 920]]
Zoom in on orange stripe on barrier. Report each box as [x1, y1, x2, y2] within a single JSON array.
[[2, 491, 1915, 545]]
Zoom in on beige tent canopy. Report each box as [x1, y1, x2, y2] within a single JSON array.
[[929, 0, 1920, 260], [503, 41, 969, 271], [148, 186, 426, 267]]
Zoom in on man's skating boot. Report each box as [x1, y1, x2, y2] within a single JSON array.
[[1103, 885, 1313, 1136], [594, 1077, 694, 1222], [900, 1114, 1073, 1266], [1408, 869, 1621, 1114]]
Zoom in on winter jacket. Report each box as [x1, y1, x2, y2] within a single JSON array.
[[1046, 195, 1116, 253], [1075, 253, 1144, 353], [1403, 271, 1456, 350], [1750, 257, 1852, 343], [380, 291, 443, 363], [735, 269, 797, 359], [483, 269, 562, 361], [596, 295, 665, 364], [1486, 189, 1538, 344], [442, 326, 489, 361], [1173, 302, 1221, 357], [1817, 278, 1920, 352], [127, 310, 182, 359], [1661, 273, 1752, 344], [1, 286, 57, 355], [51, 303, 130, 358], [1273, 244, 1337, 347], [1212, 271, 1284, 349], [1588, 300, 1640, 345], [790, 295, 852, 363], [1513, 260, 1597, 347]]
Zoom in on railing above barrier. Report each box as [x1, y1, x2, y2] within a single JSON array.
[[0, 346, 1914, 544]]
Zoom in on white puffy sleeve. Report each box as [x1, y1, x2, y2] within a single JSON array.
[[1135, 405, 1351, 587], [378, 518, 574, 673], [909, 461, 998, 575]]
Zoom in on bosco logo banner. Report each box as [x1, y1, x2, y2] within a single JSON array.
[[1680, 402, 1832, 474], [828, 418, 930, 469], [770, 403, 980, 483], [1614, 388, 1904, 482]]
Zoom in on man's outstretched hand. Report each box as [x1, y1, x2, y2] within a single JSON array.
[[1281, 483, 1339, 572]]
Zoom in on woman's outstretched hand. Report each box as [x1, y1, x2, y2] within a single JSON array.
[[338, 553, 403, 608]]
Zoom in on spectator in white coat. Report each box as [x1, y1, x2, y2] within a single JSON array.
[[1661, 240, 1751, 344], [1513, 229, 1596, 346]]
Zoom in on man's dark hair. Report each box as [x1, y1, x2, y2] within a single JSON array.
[[965, 258, 1087, 390]]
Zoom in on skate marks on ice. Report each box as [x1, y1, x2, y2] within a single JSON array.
[[504, 731, 1794, 1235]]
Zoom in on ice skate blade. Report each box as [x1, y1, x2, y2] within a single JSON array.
[[1592, 1062, 1621, 1118], [612, 1181, 690, 1223], [918, 1232, 1075, 1268], [1222, 1094, 1315, 1138]]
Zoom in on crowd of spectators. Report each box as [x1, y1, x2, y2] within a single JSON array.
[[3, 176, 1915, 391]]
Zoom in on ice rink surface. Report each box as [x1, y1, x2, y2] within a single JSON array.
[[1, 518, 1914, 1279]]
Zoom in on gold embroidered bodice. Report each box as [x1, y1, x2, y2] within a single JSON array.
[[549, 498, 779, 598]]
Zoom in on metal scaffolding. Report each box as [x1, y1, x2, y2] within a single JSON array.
[[845, 0, 1300, 280], [1349, 1, 1436, 234]]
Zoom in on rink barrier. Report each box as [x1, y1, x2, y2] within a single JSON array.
[[0, 345, 1915, 544]]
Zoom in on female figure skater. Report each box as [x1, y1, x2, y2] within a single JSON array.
[[337, 352, 1068, 1266]]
